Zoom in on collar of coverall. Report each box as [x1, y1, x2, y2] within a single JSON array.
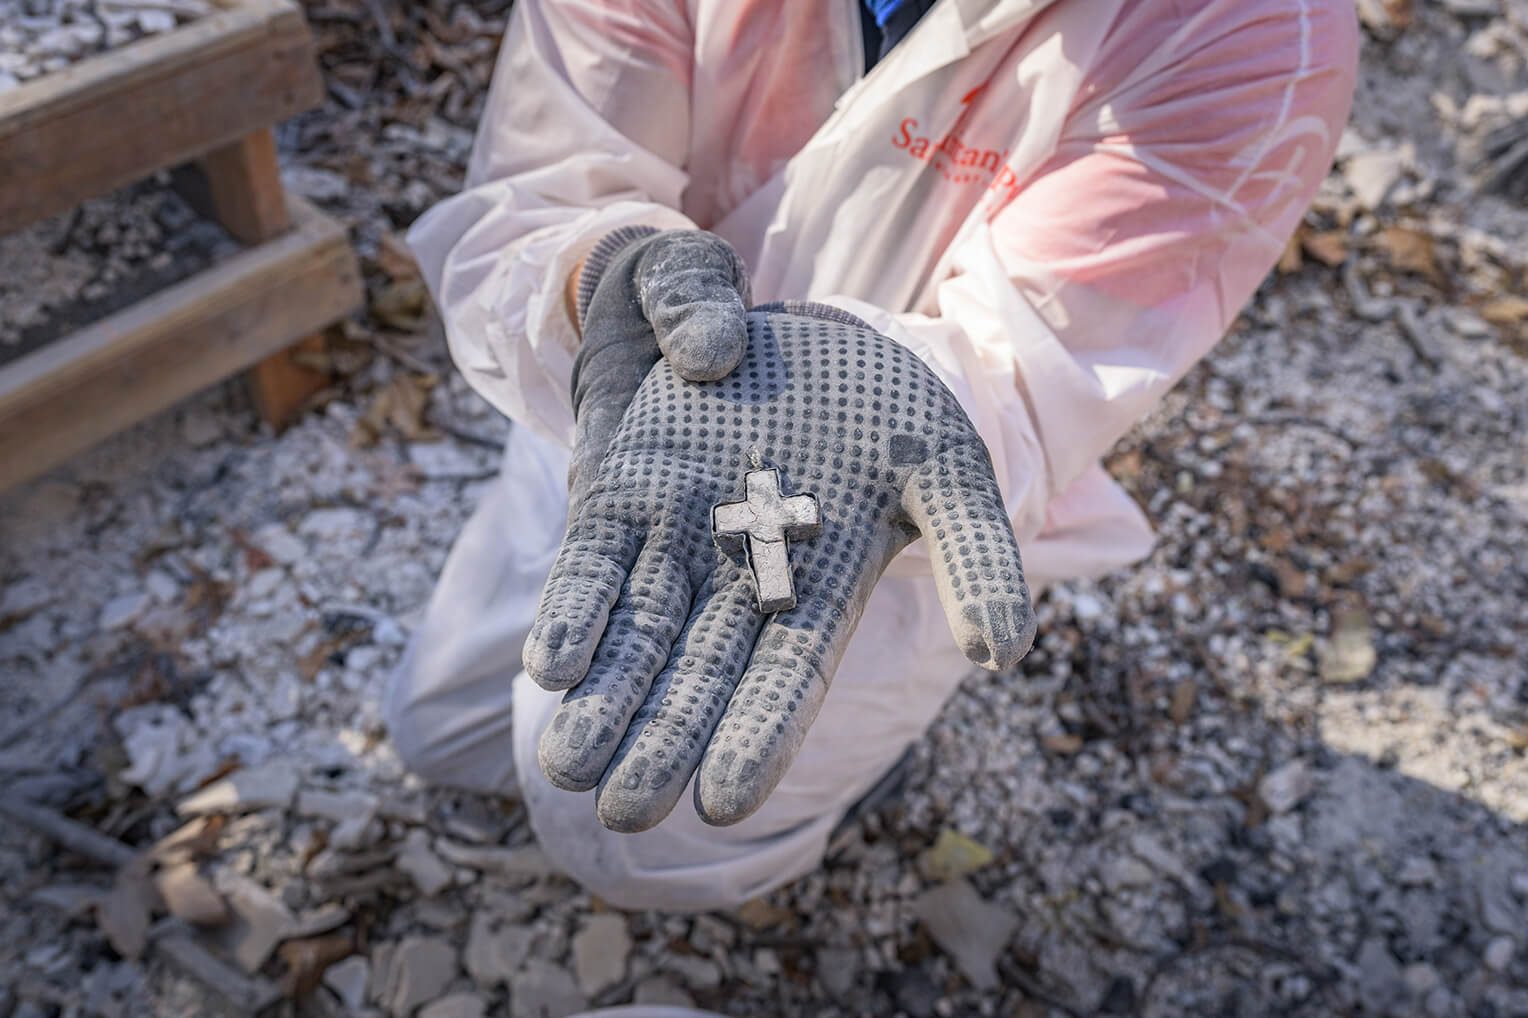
[[841, 0, 1066, 105]]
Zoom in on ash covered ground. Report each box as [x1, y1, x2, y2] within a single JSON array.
[[2, 2, 1527, 1016]]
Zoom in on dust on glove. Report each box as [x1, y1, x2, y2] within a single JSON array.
[[527, 301, 1036, 833]]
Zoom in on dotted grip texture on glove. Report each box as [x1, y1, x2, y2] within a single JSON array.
[[525, 302, 1036, 833]]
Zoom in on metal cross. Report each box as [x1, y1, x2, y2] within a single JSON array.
[[711, 467, 822, 613]]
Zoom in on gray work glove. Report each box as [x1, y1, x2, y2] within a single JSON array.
[[531, 275, 1036, 835]]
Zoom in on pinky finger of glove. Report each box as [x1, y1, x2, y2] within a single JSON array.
[[902, 435, 1037, 672], [523, 513, 643, 691]]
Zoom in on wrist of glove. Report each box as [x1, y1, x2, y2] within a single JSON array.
[[528, 237, 1037, 835]]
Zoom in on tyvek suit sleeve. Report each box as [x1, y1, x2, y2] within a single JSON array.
[[406, 0, 698, 443], [828, 5, 1357, 581]]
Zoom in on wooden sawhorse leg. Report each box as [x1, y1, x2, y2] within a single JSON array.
[[187, 129, 331, 429]]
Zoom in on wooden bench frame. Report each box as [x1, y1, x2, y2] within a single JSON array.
[[0, 0, 362, 490]]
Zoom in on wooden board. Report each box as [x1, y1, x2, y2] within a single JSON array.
[[175, 128, 337, 428], [0, 197, 361, 491], [0, 0, 323, 236]]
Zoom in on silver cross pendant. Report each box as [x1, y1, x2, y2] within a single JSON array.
[[711, 467, 822, 613]]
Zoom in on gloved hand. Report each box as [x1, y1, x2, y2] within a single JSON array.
[[527, 296, 1036, 834]]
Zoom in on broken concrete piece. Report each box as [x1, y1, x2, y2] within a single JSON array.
[[439, 797, 512, 844], [418, 992, 487, 1018], [1344, 147, 1410, 210], [1259, 760, 1315, 815], [509, 960, 587, 1018], [815, 946, 859, 997], [432, 840, 557, 882], [179, 759, 299, 816], [323, 955, 370, 1011], [464, 910, 534, 989], [381, 937, 457, 1017], [100, 591, 149, 630], [210, 874, 295, 973], [570, 913, 631, 997], [1484, 936, 1515, 973], [397, 830, 454, 897], [297, 788, 380, 850], [633, 976, 696, 1007], [662, 953, 721, 990], [912, 879, 1018, 991], [154, 861, 229, 927]]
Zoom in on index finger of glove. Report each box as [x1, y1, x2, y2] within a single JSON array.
[[523, 508, 643, 691], [593, 568, 765, 833], [537, 539, 694, 791], [901, 435, 1036, 672], [635, 235, 750, 383]]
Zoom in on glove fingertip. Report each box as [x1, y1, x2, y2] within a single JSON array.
[[595, 755, 689, 833], [693, 746, 770, 827], [537, 708, 613, 792], [661, 309, 748, 382], [957, 596, 1037, 672], [595, 790, 668, 834], [522, 629, 591, 691]]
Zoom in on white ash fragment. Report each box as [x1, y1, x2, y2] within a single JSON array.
[[407, 440, 497, 480], [179, 404, 224, 448], [251, 523, 307, 567], [659, 953, 722, 991], [570, 913, 631, 997], [299, 506, 376, 548], [508, 960, 587, 1018], [1098, 854, 1155, 892], [99, 591, 149, 631], [282, 166, 350, 203], [379, 936, 457, 1018], [143, 569, 179, 604], [632, 976, 695, 1007], [323, 954, 370, 1012], [464, 909, 534, 990], [438, 796, 513, 845], [418, 993, 487, 1018], [114, 704, 218, 797], [307, 846, 398, 883], [152, 860, 228, 927], [286, 903, 350, 940], [1258, 759, 1316, 815], [912, 879, 1018, 991], [1485, 936, 1516, 973], [178, 758, 299, 816], [297, 787, 380, 851], [396, 830, 454, 897], [814, 946, 859, 997], [1397, 856, 1441, 887], [433, 839, 556, 884], [1356, 937, 1407, 1015], [208, 873, 294, 973], [1343, 146, 1414, 210]]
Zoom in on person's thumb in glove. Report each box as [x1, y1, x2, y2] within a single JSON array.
[[568, 227, 751, 506]]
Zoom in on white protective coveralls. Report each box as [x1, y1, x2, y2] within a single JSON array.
[[392, 0, 1357, 913]]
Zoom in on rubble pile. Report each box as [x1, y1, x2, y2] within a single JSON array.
[[0, 0, 213, 90], [0, 180, 240, 361], [0, 1, 1525, 1016]]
